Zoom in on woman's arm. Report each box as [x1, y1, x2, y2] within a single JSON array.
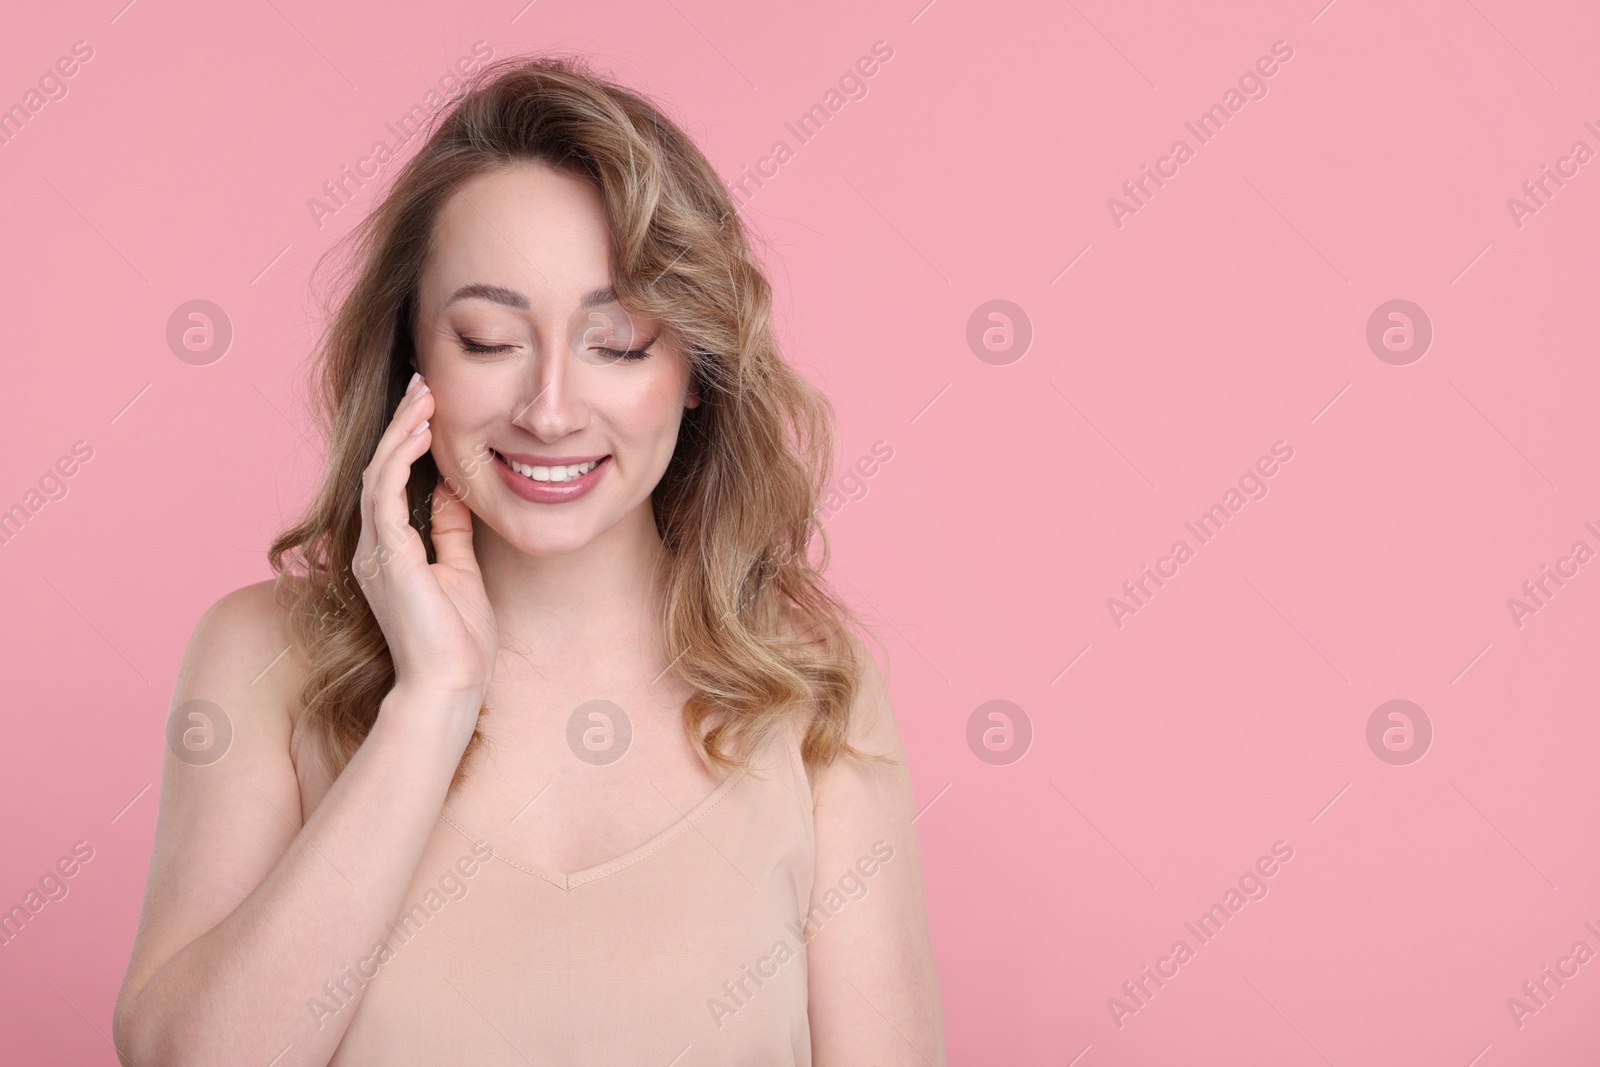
[[806, 636, 946, 1066], [111, 580, 479, 1067]]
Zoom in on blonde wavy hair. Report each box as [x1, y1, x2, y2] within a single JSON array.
[[268, 52, 887, 788]]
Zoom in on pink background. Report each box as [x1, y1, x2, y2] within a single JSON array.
[[3, 0, 1599, 1063]]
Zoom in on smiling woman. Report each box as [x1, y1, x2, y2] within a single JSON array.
[[111, 52, 944, 1067], [415, 166, 701, 526]]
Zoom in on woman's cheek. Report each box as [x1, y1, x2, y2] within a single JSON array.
[[605, 374, 672, 433]]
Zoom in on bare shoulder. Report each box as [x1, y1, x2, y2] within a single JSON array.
[[117, 577, 316, 1013], [191, 575, 301, 662], [797, 617, 945, 1062], [172, 575, 314, 762], [787, 610, 906, 795], [821, 628, 904, 772], [838, 626, 902, 759]]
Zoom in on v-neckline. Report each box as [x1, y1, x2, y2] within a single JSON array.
[[439, 767, 750, 892]]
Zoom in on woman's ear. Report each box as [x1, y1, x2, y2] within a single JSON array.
[[684, 368, 702, 410]]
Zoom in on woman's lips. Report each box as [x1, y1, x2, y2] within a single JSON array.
[[495, 450, 608, 467], [491, 449, 610, 503]]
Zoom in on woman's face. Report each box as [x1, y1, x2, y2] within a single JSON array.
[[413, 161, 698, 556]]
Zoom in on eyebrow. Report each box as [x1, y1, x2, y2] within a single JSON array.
[[443, 283, 618, 311]]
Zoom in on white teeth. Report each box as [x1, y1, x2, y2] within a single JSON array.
[[503, 456, 600, 483]]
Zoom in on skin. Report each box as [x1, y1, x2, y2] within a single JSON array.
[[112, 161, 944, 1065]]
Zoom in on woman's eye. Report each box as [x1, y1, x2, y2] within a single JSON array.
[[458, 336, 513, 354], [455, 330, 656, 361], [591, 346, 653, 362], [588, 332, 659, 363]]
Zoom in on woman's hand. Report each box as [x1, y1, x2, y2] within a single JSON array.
[[355, 372, 498, 745]]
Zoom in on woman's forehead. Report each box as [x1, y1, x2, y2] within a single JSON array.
[[424, 164, 614, 311]]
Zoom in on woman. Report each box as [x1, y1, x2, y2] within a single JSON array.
[[112, 53, 944, 1066]]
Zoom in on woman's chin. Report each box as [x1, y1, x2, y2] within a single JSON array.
[[502, 527, 599, 558]]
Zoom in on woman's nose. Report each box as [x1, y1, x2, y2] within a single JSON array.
[[510, 332, 588, 439]]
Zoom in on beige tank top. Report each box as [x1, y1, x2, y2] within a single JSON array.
[[322, 716, 817, 1065]]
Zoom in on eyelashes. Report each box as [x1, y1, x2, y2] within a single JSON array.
[[456, 334, 657, 362], [592, 342, 656, 362], [458, 337, 512, 355]]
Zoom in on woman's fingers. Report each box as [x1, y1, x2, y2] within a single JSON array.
[[370, 387, 434, 555], [428, 478, 479, 576], [359, 378, 432, 569], [345, 372, 495, 708], [364, 374, 425, 490]]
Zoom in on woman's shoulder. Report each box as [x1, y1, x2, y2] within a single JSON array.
[[774, 605, 897, 769], [191, 576, 310, 671], [176, 575, 313, 741]]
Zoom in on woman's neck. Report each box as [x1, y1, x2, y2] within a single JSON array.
[[470, 504, 671, 661]]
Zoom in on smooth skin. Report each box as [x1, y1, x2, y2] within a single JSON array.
[[112, 161, 944, 1066]]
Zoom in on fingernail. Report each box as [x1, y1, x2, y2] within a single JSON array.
[[409, 419, 429, 437], [406, 371, 421, 395], [417, 383, 430, 396]]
